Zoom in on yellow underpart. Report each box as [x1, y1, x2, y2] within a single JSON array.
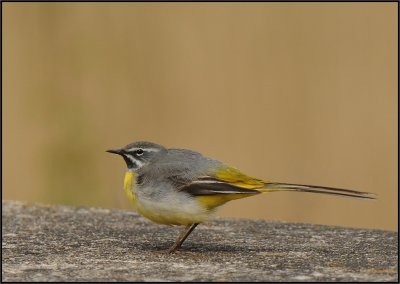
[[215, 167, 266, 189], [197, 193, 260, 210], [135, 203, 208, 225], [124, 171, 136, 204]]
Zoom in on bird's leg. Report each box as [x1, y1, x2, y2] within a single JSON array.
[[167, 223, 199, 253]]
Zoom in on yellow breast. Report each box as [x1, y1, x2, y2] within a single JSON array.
[[124, 171, 136, 204]]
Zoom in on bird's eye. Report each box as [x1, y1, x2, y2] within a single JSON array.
[[135, 149, 144, 156]]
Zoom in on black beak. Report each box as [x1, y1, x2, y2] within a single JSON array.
[[106, 149, 124, 155], [107, 148, 134, 169]]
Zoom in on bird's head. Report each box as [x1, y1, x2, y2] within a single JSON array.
[[107, 141, 167, 171]]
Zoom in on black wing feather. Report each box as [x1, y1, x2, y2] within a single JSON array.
[[181, 182, 260, 196]]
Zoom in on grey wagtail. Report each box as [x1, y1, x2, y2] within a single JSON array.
[[107, 141, 375, 253]]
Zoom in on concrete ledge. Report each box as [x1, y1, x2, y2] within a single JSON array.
[[2, 200, 398, 282]]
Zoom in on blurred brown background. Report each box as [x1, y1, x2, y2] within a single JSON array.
[[3, 3, 397, 231]]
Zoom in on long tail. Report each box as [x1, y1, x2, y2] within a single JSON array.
[[262, 182, 376, 199]]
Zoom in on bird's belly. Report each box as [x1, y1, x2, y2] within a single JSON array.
[[124, 172, 210, 225], [137, 201, 207, 225], [136, 190, 209, 225]]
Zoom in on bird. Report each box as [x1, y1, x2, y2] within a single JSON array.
[[107, 141, 375, 253]]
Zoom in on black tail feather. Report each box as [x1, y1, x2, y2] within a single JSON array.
[[263, 182, 376, 199]]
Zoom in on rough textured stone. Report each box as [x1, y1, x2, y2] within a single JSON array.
[[2, 200, 398, 282]]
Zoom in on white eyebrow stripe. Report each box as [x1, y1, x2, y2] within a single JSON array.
[[127, 147, 160, 152]]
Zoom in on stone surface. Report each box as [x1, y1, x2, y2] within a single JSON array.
[[2, 200, 398, 282]]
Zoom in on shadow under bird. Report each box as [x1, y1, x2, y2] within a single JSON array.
[[107, 141, 375, 253]]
